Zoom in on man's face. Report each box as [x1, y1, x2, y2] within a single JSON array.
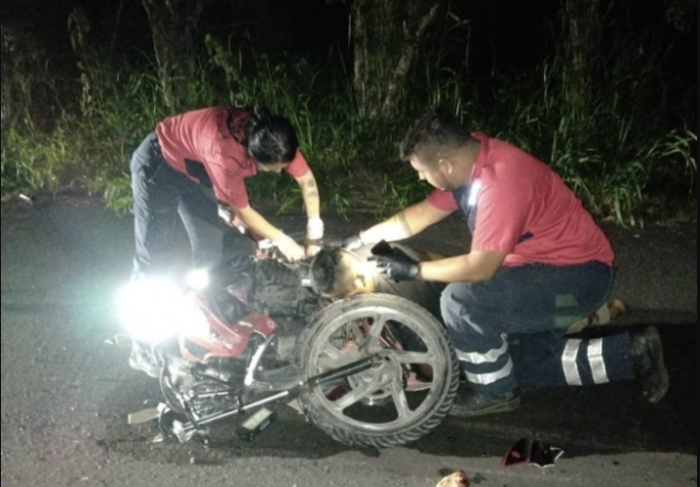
[[325, 252, 375, 298], [409, 155, 453, 191]]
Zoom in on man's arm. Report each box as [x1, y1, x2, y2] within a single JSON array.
[[418, 249, 507, 283], [359, 199, 452, 245]]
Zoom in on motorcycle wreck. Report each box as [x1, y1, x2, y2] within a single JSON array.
[[113, 245, 460, 449]]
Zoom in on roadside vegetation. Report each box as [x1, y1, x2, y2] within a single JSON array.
[[1, 8, 695, 227]]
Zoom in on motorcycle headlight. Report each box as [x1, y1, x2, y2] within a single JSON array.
[[185, 268, 210, 291], [174, 298, 210, 338], [117, 278, 207, 343]]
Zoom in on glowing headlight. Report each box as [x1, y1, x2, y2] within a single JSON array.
[[173, 299, 210, 338], [185, 268, 210, 291], [116, 278, 210, 343]]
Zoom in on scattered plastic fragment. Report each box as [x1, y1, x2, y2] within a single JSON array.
[[435, 469, 469, 487], [501, 438, 564, 469]]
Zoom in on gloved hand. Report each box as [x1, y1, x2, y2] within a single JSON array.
[[305, 217, 324, 257], [370, 252, 420, 282], [273, 233, 305, 262], [306, 218, 324, 241], [341, 233, 365, 251]]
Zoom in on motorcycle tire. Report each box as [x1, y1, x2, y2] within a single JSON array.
[[295, 293, 459, 448]]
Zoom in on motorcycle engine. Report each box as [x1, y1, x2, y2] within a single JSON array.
[[252, 259, 322, 320], [209, 253, 321, 319]]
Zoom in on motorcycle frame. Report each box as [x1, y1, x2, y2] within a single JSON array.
[[167, 333, 385, 442], [180, 292, 278, 362]]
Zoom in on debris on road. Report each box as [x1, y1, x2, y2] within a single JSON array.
[[127, 402, 167, 424], [501, 437, 530, 467], [501, 437, 564, 469], [529, 440, 564, 469], [435, 469, 469, 487]]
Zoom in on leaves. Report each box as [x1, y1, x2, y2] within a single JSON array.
[[0, 9, 695, 226]]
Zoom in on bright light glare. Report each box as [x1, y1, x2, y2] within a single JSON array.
[[178, 303, 210, 338], [117, 278, 210, 343], [186, 269, 210, 291]]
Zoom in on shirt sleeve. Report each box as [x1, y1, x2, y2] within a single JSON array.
[[285, 149, 310, 178], [471, 178, 531, 254], [427, 189, 459, 211]]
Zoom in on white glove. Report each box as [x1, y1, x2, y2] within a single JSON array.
[[305, 218, 324, 258], [306, 217, 324, 242], [273, 233, 305, 262]]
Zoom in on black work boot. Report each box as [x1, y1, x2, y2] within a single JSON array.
[[449, 388, 521, 417], [630, 327, 669, 403]]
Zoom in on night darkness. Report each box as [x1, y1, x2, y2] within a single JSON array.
[[2, 0, 697, 211], [4, 0, 695, 83]]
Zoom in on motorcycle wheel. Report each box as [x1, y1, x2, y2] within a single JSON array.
[[296, 293, 459, 448]]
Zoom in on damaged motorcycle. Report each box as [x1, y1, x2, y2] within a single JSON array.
[[114, 243, 459, 449]]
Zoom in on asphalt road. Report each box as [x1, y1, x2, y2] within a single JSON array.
[[1, 194, 697, 487]]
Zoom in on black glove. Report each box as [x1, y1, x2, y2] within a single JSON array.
[[341, 234, 364, 251], [370, 252, 420, 282]]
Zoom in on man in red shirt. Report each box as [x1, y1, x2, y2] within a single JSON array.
[[343, 109, 668, 416], [130, 105, 324, 279]]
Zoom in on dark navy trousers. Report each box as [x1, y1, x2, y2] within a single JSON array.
[[130, 132, 247, 278], [440, 261, 634, 396]]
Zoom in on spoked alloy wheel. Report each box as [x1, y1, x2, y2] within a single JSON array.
[[296, 293, 459, 448]]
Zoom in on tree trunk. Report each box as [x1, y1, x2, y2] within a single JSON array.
[[350, 0, 442, 124], [141, 0, 207, 112], [559, 0, 602, 96]]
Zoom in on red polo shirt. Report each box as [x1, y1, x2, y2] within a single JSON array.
[[428, 132, 614, 266], [155, 107, 309, 209]]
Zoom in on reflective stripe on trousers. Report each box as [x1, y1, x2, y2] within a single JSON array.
[[561, 338, 609, 385], [456, 335, 515, 385], [508, 331, 636, 389]]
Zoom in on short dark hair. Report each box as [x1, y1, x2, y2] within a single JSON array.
[[399, 108, 473, 166], [247, 106, 298, 164], [310, 247, 355, 297]]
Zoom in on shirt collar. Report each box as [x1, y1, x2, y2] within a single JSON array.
[[469, 131, 490, 182]]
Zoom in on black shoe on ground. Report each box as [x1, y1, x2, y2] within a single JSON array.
[[129, 341, 160, 379], [449, 388, 521, 418], [630, 326, 669, 403]]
